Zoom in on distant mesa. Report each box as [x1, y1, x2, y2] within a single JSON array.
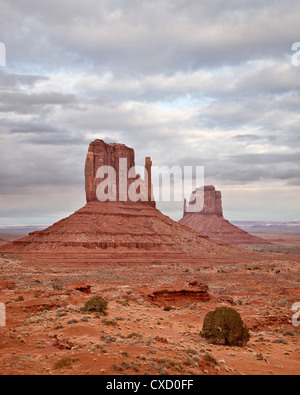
[[184, 185, 223, 217], [180, 185, 270, 245], [0, 140, 243, 267]]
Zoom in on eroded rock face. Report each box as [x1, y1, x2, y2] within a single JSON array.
[[185, 185, 223, 217], [180, 185, 270, 246], [148, 279, 210, 307], [66, 282, 92, 294], [85, 139, 155, 206], [85, 140, 136, 203], [0, 143, 245, 262], [52, 335, 74, 350]]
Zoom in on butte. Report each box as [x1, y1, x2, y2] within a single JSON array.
[[179, 185, 270, 246], [0, 140, 248, 267]]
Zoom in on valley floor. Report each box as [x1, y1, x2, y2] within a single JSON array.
[[0, 249, 299, 375]]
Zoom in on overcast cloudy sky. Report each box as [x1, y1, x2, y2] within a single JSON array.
[[0, 0, 299, 225]]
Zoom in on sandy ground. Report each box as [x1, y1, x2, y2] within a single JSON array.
[[242, 233, 300, 255], [252, 233, 300, 246], [0, 248, 299, 376]]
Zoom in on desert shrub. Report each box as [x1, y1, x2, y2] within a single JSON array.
[[15, 296, 24, 302], [67, 319, 78, 325], [155, 358, 184, 373], [183, 357, 197, 368], [52, 279, 64, 291], [127, 332, 143, 339], [121, 361, 131, 370], [116, 299, 130, 307], [203, 353, 218, 366], [82, 296, 108, 315], [54, 357, 72, 370], [201, 307, 250, 346], [186, 348, 198, 356], [112, 364, 123, 372], [104, 320, 117, 327]]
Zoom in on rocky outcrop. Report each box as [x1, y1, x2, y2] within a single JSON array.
[[180, 186, 270, 245], [185, 186, 223, 217], [66, 282, 92, 294], [148, 279, 210, 307], [1, 200, 230, 255], [85, 139, 155, 206], [85, 140, 135, 203], [52, 335, 74, 350], [0, 143, 249, 267]]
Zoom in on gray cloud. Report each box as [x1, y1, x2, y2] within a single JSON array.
[[0, 69, 47, 88], [232, 134, 263, 141], [1, 0, 300, 73], [0, 91, 77, 114], [0, 0, 299, 223]]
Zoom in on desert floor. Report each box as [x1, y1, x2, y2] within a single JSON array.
[[0, 242, 299, 376]]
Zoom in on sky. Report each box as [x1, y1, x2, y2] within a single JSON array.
[[0, 0, 299, 225]]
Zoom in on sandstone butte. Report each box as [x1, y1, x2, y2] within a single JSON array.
[[179, 186, 270, 245], [0, 140, 252, 268]]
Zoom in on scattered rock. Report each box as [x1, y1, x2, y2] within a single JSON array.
[[67, 282, 92, 294], [52, 335, 74, 350]]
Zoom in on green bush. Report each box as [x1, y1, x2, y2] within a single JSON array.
[[201, 307, 250, 346], [82, 296, 108, 315]]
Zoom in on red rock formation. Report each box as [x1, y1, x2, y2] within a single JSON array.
[[66, 282, 92, 294], [1, 200, 230, 255], [186, 186, 223, 217], [148, 279, 210, 307], [144, 156, 155, 206], [85, 139, 155, 206], [0, 142, 250, 267], [180, 186, 271, 245], [52, 335, 74, 350], [85, 140, 136, 203]]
